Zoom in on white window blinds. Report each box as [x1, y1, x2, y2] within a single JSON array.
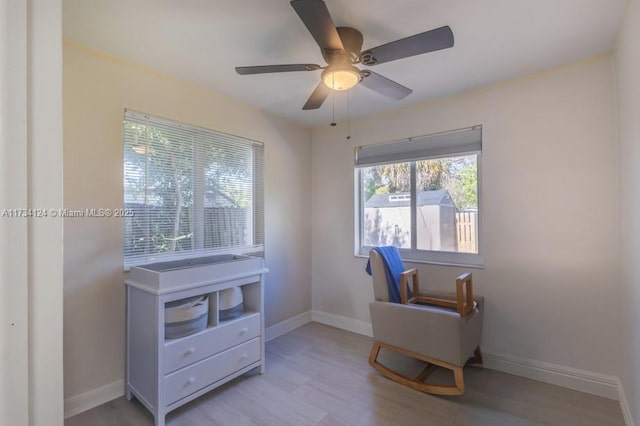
[[123, 110, 264, 267], [355, 126, 482, 167]]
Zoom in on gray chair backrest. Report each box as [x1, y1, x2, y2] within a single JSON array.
[[370, 250, 401, 302]]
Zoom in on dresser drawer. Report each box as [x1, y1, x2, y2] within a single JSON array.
[[165, 313, 260, 373], [164, 338, 260, 405]]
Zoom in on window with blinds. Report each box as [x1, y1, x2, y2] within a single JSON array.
[[123, 110, 264, 267], [355, 126, 482, 267]]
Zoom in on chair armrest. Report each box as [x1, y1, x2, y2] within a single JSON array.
[[412, 272, 474, 316], [418, 290, 484, 314], [399, 268, 418, 304]]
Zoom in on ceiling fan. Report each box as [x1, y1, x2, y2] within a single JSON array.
[[235, 0, 454, 110]]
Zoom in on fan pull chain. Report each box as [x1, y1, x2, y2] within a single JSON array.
[[330, 73, 337, 127], [346, 90, 351, 140]]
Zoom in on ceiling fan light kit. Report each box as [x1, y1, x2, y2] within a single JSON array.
[[322, 65, 361, 91], [235, 0, 454, 111]]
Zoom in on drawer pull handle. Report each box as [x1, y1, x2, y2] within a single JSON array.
[[239, 327, 248, 335], [186, 377, 195, 386], [240, 353, 247, 359], [185, 347, 195, 356]]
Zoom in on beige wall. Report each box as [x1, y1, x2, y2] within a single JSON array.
[[311, 56, 621, 378], [63, 43, 312, 401], [616, 0, 640, 421]]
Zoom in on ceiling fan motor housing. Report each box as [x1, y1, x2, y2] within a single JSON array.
[[322, 26, 363, 63]]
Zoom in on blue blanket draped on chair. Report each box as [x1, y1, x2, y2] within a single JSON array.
[[365, 246, 412, 303]]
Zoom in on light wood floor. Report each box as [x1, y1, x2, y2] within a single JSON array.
[[67, 322, 626, 426]]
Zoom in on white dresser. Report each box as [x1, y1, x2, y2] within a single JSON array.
[[125, 255, 268, 426]]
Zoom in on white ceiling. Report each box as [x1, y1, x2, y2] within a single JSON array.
[[63, 0, 627, 128]]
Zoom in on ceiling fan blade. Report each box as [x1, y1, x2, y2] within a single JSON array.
[[302, 82, 331, 110], [236, 64, 321, 75], [360, 26, 454, 66], [360, 70, 412, 100], [290, 0, 344, 52]]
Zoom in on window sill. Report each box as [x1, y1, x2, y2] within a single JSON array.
[[356, 249, 484, 269]]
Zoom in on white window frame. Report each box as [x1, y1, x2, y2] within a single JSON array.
[[355, 126, 484, 268], [123, 110, 264, 268]]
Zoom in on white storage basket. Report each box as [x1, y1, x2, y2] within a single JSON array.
[[164, 295, 208, 339], [219, 287, 244, 321]]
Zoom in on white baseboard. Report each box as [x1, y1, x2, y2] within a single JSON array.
[[618, 381, 636, 426], [311, 310, 373, 337], [265, 310, 312, 341], [64, 379, 124, 419], [482, 352, 619, 400]]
